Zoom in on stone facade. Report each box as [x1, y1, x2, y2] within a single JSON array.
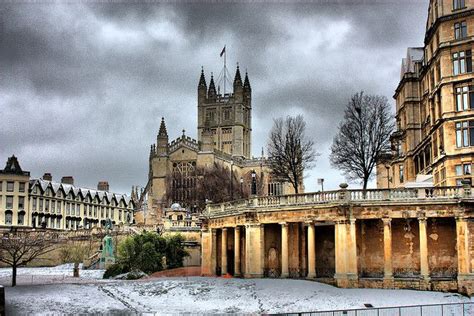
[[377, 0, 474, 188], [0, 156, 134, 230], [202, 185, 474, 295], [138, 66, 295, 225]]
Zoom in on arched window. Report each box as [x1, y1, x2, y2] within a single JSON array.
[[5, 210, 12, 225], [17, 211, 25, 225], [172, 161, 197, 207]]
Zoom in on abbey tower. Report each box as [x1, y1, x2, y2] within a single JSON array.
[[197, 66, 252, 158]]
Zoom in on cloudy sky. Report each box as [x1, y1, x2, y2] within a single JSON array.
[[0, 0, 428, 194]]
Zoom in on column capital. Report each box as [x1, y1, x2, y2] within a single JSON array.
[[279, 222, 288, 227], [456, 216, 469, 222], [417, 216, 427, 223], [382, 217, 392, 225], [304, 220, 314, 226], [222, 227, 228, 232]]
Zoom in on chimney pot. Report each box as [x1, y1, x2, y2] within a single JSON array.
[[97, 181, 109, 192], [61, 176, 74, 185]]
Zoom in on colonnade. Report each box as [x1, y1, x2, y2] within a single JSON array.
[[202, 216, 472, 291]]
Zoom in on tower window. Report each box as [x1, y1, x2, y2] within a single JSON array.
[[223, 107, 231, 121]]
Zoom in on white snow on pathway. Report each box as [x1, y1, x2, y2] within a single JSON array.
[[5, 277, 473, 314], [0, 264, 105, 286]]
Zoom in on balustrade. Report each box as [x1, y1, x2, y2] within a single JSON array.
[[205, 186, 474, 216]]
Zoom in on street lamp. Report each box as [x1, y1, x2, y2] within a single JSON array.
[[385, 164, 392, 189], [251, 170, 257, 195], [240, 177, 243, 197], [230, 160, 234, 200], [317, 178, 324, 192]]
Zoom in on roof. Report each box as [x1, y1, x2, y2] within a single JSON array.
[[29, 178, 134, 208], [0, 155, 30, 176], [400, 47, 424, 79]]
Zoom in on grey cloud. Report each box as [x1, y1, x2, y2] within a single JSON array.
[[0, 1, 428, 194]]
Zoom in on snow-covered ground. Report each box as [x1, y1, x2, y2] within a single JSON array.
[[5, 277, 474, 314], [0, 264, 105, 286]]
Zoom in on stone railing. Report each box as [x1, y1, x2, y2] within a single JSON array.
[[205, 184, 473, 217]]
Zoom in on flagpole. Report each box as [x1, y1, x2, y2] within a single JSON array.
[[223, 45, 226, 95]]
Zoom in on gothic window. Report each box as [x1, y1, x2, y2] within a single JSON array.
[[172, 161, 197, 207], [206, 108, 216, 123], [223, 107, 232, 121]]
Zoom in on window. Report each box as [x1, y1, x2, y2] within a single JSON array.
[[206, 109, 216, 123], [455, 21, 468, 39], [32, 198, 37, 210], [455, 85, 474, 111], [399, 164, 405, 183], [5, 211, 12, 225], [453, 50, 472, 75], [456, 121, 474, 147], [6, 196, 13, 209], [453, 0, 465, 10], [18, 197, 24, 209], [223, 107, 231, 121], [464, 163, 472, 175], [45, 199, 49, 212], [268, 182, 283, 196], [6, 182, 14, 192], [456, 164, 463, 176], [0, 181, 2, 191], [18, 212, 24, 225]]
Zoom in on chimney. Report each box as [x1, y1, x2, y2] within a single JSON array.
[[97, 181, 109, 192], [42, 173, 52, 181], [61, 176, 74, 185]]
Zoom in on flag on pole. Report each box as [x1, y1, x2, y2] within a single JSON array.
[[220, 46, 226, 57]]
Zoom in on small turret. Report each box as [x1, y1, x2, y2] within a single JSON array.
[[234, 64, 243, 102], [198, 67, 207, 104], [243, 71, 251, 105], [156, 117, 169, 156], [208, 73, 216, 101]]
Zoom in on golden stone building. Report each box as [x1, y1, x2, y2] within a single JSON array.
[[377, 0, 474, 188], [0, 155, 134, 230], [136, 66, 295, 225]]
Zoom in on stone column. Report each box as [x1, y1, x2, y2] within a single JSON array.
[[221, 228, 228, 275], [211, 229, 217, 275], [456, 217, 470, 275], [234, 226, 241, 277], [334, 221, 347, 287], [456, 217, 473, 295], [418, 217, 430, 287], [346, 219, 358, 278], [281, 222, 289, 278], [382, 218, 393, 287], [245, 223, 264, 278], [200, 228, 213, 276], [307, 222, 316, 278]]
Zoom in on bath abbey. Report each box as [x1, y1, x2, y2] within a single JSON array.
[[3, 0, 474, 300]]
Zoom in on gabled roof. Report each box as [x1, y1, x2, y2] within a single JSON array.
[[0, 155, 30, 176]]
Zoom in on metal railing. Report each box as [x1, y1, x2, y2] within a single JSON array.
[[275, 302, 474, 316]]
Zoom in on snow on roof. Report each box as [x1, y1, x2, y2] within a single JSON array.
[[30, 179, 131, 206]]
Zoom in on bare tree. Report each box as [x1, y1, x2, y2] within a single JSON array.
[[267, 115, 317, 194], [0, 230, 58, 286], [330, 91, 394, 191]]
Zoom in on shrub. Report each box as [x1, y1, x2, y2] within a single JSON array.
[[103, 263, 126, 279]]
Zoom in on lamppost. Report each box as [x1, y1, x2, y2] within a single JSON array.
[[240, 177, 243, 197], [318, 178, 324, 192], [385, 164, 392, 189], [230, 160, 234, 200], [251, 170, 257, 195]]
